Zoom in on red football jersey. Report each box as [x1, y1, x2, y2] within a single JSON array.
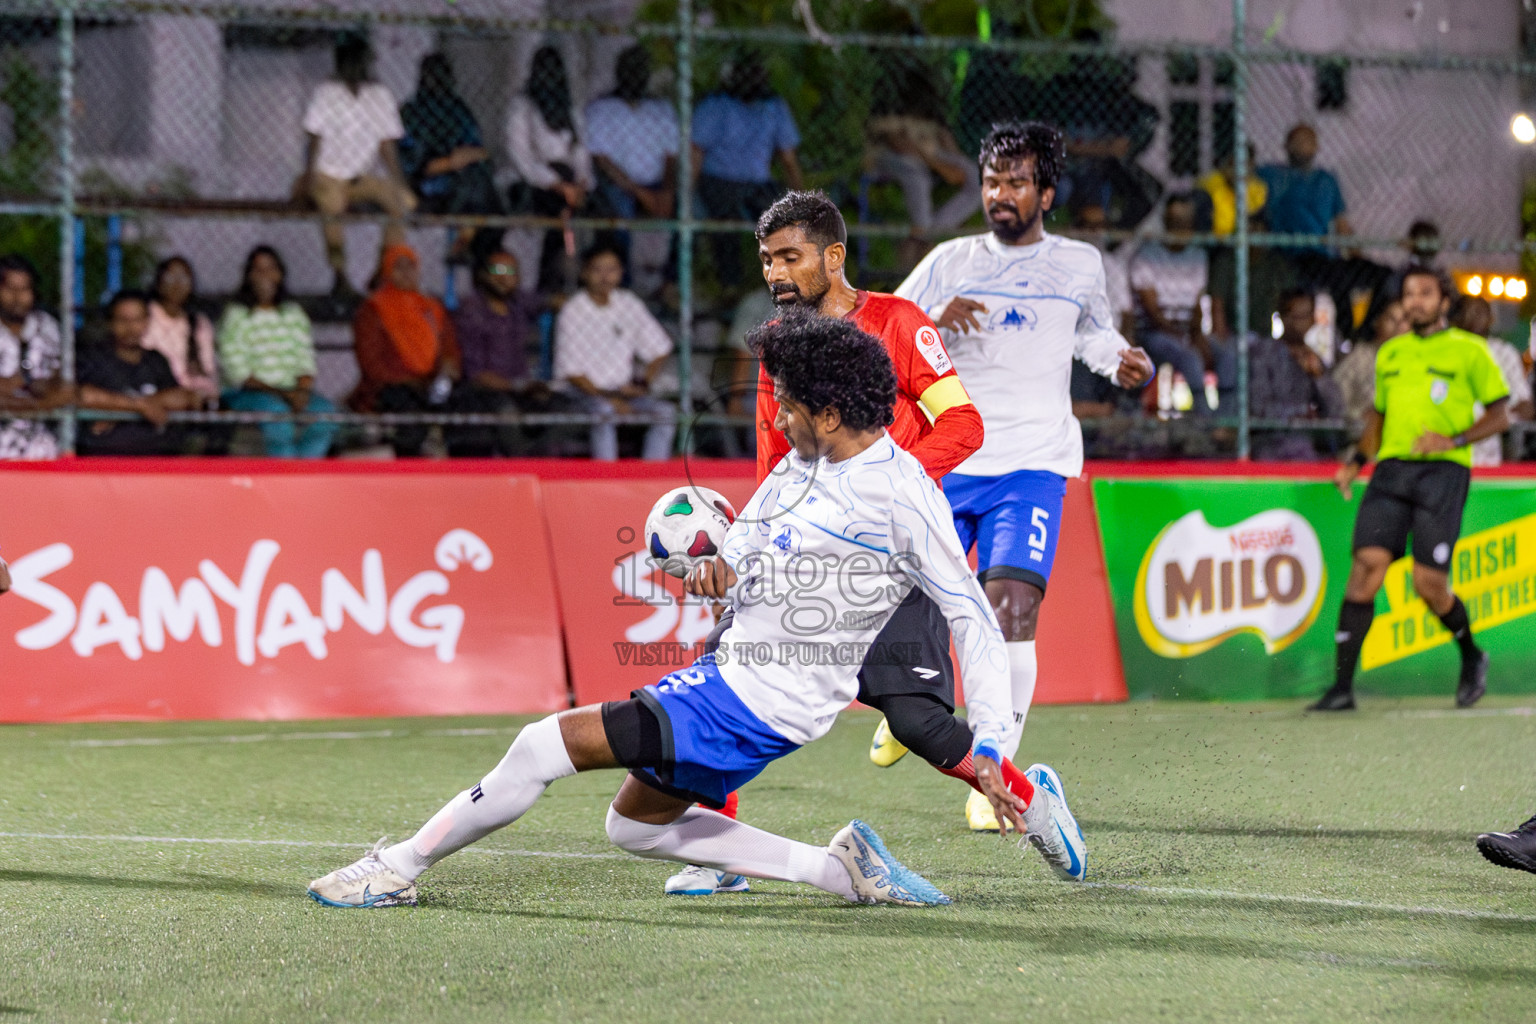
[[754, 290, 976, 483]]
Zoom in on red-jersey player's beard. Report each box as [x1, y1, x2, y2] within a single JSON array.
[[769, 263, 832, 311]]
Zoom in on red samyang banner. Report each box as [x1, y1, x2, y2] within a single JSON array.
[[0, 470, 566, 721]]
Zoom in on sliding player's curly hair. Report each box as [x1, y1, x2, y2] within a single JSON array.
[[748, 309, 895, 432], [978, 121, 1066, 192]]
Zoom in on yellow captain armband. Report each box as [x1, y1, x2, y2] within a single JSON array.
[[916, 376, 974, 425]]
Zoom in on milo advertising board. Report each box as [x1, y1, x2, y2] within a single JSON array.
[[1093, 475, 1536, 701]]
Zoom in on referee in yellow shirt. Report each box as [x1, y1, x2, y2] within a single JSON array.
[[1313, 267, 1510, 711]]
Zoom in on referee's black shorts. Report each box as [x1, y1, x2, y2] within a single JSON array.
[[700, 589, 956, 710], [1352, 457, 1471, 570]]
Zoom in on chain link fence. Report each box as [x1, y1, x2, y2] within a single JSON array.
[[1, 0, 1532, 460]]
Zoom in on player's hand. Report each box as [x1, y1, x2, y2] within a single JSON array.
[[1334, 461, 1361, 501], [935, 297, 987, 334], [1114, 347, 1155, 389], [1412, 430, 1455, 455], [711, 601, 726, 624], [0, 556, 10, 595], [684, 556, 737, 600], [974, 755, 1027, 837]]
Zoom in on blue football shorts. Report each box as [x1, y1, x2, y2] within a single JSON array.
[[630, 660, 799, 809], [943, 468, 1068, 593]]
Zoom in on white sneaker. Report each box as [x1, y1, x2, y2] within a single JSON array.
[[828, 819, 951, 906], [1021, 764, 1088, 881], [307, 839, 418, 908], [664, 864, 751, 895]]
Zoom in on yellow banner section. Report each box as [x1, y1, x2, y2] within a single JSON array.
[[1361, 512, 1536, 670]]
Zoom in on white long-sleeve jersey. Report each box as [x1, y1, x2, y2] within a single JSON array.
[[714, 434, 1011, 754], [895, 231, 1129, 479]]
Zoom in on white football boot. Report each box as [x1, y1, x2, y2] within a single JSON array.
[[307, 839, 417, 908], [664, 864, 751, 895], [1021, 764, 1088, 881], [827, 819, 952, 906]]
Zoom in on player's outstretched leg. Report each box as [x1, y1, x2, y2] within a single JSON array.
[[309, 714, 577, 907], [1476, 814, 1536, 874]]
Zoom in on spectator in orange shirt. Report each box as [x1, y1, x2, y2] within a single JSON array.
[[351, 244, 465, 456]]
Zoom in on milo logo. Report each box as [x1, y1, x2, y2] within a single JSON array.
[[1133, 509, 1326, 658]]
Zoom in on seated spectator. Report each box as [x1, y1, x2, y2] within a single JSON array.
[[506, 46, 595, 295], [301, 36, 415, 302], [1248, 289, 1344, 460], [691, 51, 803, 289], [585, 45, 677, 294], [0, 253, 69, 459], [1130, 193, 1230, 415], [454, 249, 573, 455], [399, 52, 502, 264], [78, 291, 199, 456], [352, 245, 483, 457], [1197, 144, 1267, 237], [862, 53, 980, 267], [1332, 298, 1406, 429], [1259, 123, 1386, 339], [554, 245, 676, 461], [1450, 295, 1534, 467], [142, 256, 219, 407], [218, 246, 340, 460]]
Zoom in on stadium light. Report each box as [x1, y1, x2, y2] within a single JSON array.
[[1466, 275, 1483, 296], [1490, 277, 1505, 297], [1513, 113, 1536, 144]]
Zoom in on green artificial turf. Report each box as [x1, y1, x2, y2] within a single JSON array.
[[3, 698, 1535, 1023]]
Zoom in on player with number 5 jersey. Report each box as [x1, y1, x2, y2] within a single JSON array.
[[893, 122, 1156, 831]]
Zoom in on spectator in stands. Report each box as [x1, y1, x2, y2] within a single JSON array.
[[352, 244, 473, 457], [1130, 193, 1225, 415], [78, 291, 200, 456], [454, 248, 570, 455], [1451, 295, 1533, 467], [585, 45, 678, 294], [1248, 288, 1344, 460], [218, 246, 339, 460], [0, 253, 68, 460], [692, 50, 803, 289], [1259, 124, 1350, 249], [862, 53, 980, 268], [143, 256, 219, 407], [506, 46, 595, 295], [1332, 298, 1406, 428], [399, 52, 501, 265], [1198, 144, 1267, 237], [302, 36, 415, 302], [555, 245, 676, 461]]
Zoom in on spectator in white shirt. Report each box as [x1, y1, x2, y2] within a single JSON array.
[[301, 36, 416, 301], [507, 46, 594, 295], [554, 245, 676, 461], [0, 253, 68, 460], [1130, 193, 1221, 415], [585, 45, 678, 295]]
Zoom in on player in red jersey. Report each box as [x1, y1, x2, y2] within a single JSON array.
[[663, 191, 1019, 897]]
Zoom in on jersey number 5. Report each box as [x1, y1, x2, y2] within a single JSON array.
[[1028, 508, 1050, 563]]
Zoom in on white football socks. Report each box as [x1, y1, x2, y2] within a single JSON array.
[[1000, 640, 1038, 763], [605, 805, 859, 902], [379, 715, 576, 882]]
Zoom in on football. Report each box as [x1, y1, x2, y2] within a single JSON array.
[[644, 486, 738, 578]]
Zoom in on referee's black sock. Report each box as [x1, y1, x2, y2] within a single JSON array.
[[1436, 596, 1482, 662], [1334, 600, 1375, 689]]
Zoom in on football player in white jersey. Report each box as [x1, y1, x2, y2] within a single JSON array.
[[889, 122, 1155, 831], [307, 312, 1087, 911]]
